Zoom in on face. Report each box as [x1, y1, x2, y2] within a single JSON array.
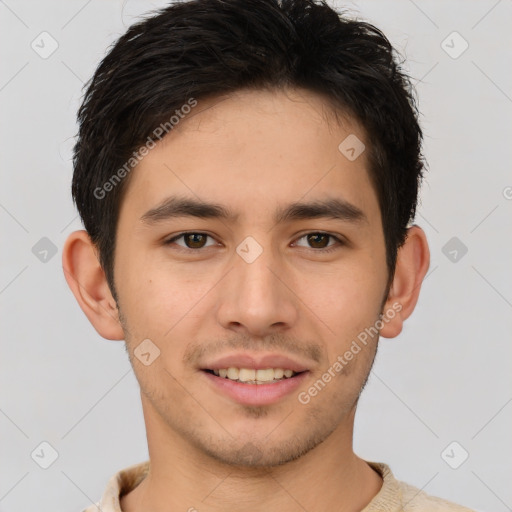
[[113, 88, 390, 467]]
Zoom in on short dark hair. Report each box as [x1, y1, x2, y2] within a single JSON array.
[[72, 0, 425, 301]]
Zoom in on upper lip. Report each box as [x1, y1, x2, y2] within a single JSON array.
[[200, 352, 311, 373]]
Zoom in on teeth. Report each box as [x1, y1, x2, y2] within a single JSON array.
[[227, 367, 239, 380], [238, 368, 256, 382], [256, 369, 274, 382], [211, 367, 298, 384], [273, 368, 284, 379]]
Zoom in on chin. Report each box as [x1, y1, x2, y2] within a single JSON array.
[[189, 422, 334, 469]]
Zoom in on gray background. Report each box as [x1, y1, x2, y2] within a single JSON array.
[[1, 1, 511, 511]]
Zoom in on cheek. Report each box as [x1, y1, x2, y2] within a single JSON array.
[[116, 243, 197, 322], [118, 262, 218, 367], [303, 261, 384, 326], [298, 262, 385, 378], [126, 277, 204, 335]]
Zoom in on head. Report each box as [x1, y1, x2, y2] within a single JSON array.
[[63, 0, 429, 468]]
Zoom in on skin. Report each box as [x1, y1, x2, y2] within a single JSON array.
[[63, 88, 430, 512]]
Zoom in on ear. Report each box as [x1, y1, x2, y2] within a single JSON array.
[[379, 225, 430, 339], [62, 229, 124, 340]]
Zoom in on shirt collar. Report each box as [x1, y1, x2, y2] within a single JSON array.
[[86, 460, 402, 512]]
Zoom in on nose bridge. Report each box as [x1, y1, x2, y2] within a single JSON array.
[[216, 235, 298, 333], [234, 235, 282, 304]]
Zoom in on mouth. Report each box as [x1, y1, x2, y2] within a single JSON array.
[[199, 353, 312, 405], [202, 367, 305, 385], [200, 366, 310, 407]]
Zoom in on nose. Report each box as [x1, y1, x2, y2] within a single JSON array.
[[216, 241, 299, 337]]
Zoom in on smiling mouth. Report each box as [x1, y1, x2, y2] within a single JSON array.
[[202, 367, 306, 384]]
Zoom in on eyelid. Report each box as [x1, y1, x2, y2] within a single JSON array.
[[292, 231, 345, 252], [293, 230, 345, 242], [164, 232, 218, 249], [164, 231, 346, 252]]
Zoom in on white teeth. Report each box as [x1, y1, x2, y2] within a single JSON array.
[[227, 367, 239, 380], [211, 367, 298, 383], [256, 369, 274, 382], [238, 368, 256, 382], [273, 368, 284, 379]]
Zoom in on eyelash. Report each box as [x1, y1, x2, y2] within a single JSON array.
[[163, 231, 345, 254]]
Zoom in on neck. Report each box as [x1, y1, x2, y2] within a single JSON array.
[[121, 400, 382, 512]]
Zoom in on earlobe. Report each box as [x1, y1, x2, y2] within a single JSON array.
[[62, 230, 125, 341], [379, 225, 430, 339]]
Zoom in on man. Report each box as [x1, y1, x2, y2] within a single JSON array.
[[62, 0, 475, 510]]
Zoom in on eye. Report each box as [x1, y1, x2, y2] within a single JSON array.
[[164, 232, 217, 250], [163, 231, 344, 253], [293, 232, 343, 253]]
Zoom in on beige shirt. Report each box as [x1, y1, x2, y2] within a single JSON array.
[[82, 460, 476, 512]]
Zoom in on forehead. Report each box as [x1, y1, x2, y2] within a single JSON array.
[[119, 87, 379, 226]]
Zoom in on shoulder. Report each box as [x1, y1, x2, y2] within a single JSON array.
[[396, 478, 477, 511], [78, 460, 150, 512], [81, 505, 100, 512], [365, 462, 477, 512]]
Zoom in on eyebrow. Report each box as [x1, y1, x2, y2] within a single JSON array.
[[140, 195, 368, 226]]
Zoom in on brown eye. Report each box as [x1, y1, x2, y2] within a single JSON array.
[[294, 232, 343, 253], [164, 232, 215, 250], [306, 233, 330, 249], [183, 233, 208, 248]]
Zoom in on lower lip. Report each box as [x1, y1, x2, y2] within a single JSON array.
[[202, 370, 309, 406]]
